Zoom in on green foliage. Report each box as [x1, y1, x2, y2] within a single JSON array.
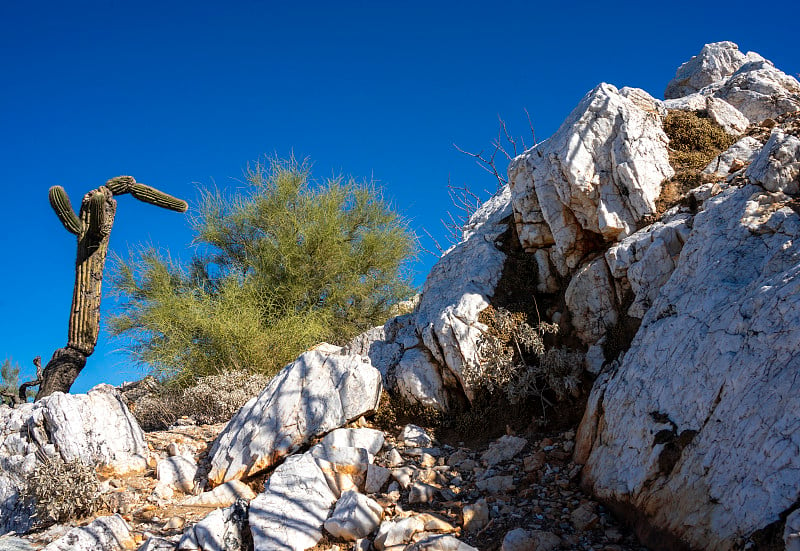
[[469, 306, 583, 405], [21, 453, 102, 524], [110, 157, 416, 384], [0, 358, 21, 405]]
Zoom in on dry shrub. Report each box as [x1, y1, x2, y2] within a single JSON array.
[[656, 110, 736, 215], [21, 453, 102, 525], [128, 370, 271, 431], [469, 305, 583, 406], [370, 390, 445, 432]]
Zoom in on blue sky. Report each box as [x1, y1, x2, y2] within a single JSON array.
[[1, 0, 798, 392]]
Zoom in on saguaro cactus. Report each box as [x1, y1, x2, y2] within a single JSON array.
[[36, 176, 187, 399]]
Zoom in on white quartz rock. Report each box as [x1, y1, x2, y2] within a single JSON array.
[[705, 96, 750, 135], [408, 534, 479, 551], [703, 136, 763, 175], [394, 347, 449, 410], [365, 463, 392, 493], [41, 384, 147, 469], [715, 60, 800, 122], [0, 385, 147, 534], [345, 324, 403, 381], [177, 500, 248, 551], [374, 517, 426, 551], [746, 129, 800, 195], [319, 427, 385, 456], [510, 83, 673, 273], [323, 490, 383, 541], [157, 456, 197, 493], [400, 424, 433, 448], [181, 480, 256, 508], [207, 347, 382, 485], [784, 509, 800, 551], [310, 444, 370, 497], [248, 453, 338, 551], [481, 435, 527, 467], [564, 257, 619, 346], [415, 186, 511, 402], [578, 185, 800, 550], [42, 515, 135, 551], [664, 41, 750, 99]]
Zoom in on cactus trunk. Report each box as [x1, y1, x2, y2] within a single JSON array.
[[69, 189, 116, 355], [37, 177, 186, 400]]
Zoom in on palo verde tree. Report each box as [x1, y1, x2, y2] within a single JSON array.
[[36, 177, 188, 399], [109, 157, 416, 385]]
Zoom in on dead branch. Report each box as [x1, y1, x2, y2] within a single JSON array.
[[18, 356, 43, 403]]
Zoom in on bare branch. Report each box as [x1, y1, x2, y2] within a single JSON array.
[[419, 227, 446, 257], [453, 142, 507, 187], [524, 108, 536, 150], [18, 356, 43, 403]]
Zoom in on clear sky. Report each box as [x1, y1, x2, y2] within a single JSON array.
[[1, 0, 798, 393]]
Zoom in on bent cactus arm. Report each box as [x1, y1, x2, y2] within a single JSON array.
[[38, 176, 188, 399], [49, 186, 82, 235]]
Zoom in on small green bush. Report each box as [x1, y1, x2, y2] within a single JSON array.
[[21, 454, 102, 524], [0, 358, 21, 406], [110, 156, 416, 385]]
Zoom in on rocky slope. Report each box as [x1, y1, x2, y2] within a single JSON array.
[[1, 41, 798, 551]]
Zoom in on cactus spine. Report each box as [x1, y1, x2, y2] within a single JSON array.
[[37, 176, 187, 399]]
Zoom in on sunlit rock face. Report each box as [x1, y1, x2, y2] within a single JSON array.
[[509, 83, 673, 275], [573, 43, 800, 550], [577, 183, 800, 550], [0, 385, 147, 534], [206, 346, 382, 486]]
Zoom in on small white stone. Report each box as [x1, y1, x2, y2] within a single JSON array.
[[323, 490, 383, 541], [462, 499, 489, 532], [400, 424, 433, 448], [365, 464, 392, 494], [408, 482, 437, 504], [374, 517, 425, 551], [481, 435, 527, 466]]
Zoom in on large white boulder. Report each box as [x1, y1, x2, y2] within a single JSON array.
[[664, 41, 752, 99], [664, 42, 800, 124], [248, 453, 337, 551], [0, 385, 147, 534], [746, 129, 800, 195], [715, 60, 800, 123], [564, 257, 619, 346], [414, 186, 512, 401], [604, 213, 692, 319], [41, 515, 135, 551], [509, 83, 674, 275], [39, 384, 147, 468], [206, 347, 382, 485], [576, 184, 800, 550]]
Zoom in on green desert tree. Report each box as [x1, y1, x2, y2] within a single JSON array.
[[109, 157, 416, 385], [0, 358, 21, 405]]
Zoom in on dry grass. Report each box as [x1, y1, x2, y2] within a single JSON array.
[[656, 110, 736, 216], [127, 370, 271, 431]]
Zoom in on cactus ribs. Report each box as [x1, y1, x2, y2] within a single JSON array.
[[36, 176, 187, 399]]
